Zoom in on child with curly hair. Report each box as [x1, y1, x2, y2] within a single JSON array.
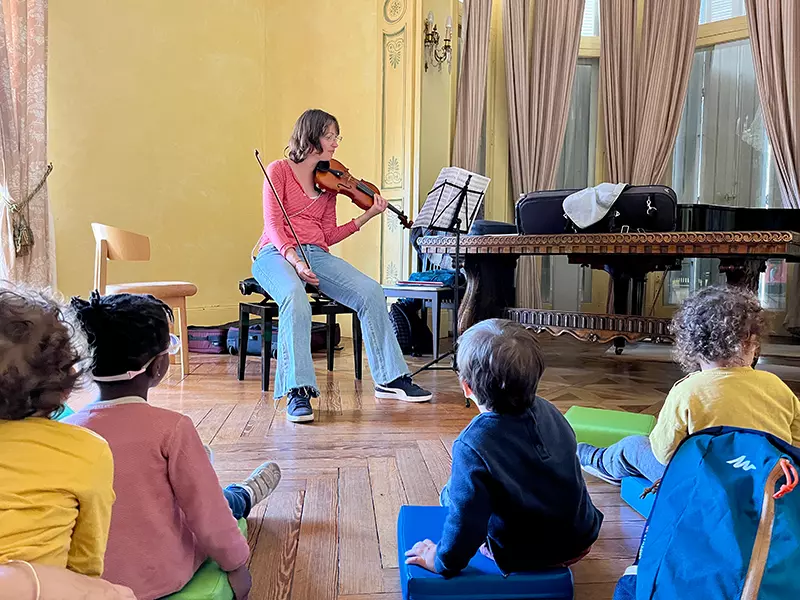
[[65, 291, 281, 600], [578, 284, 800, 484], [0, 285, 115, 576]]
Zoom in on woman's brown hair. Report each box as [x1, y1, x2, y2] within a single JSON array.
[[286, 109, 339, 163]]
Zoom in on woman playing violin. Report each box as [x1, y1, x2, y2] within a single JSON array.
[[253, 108, 432, 422]]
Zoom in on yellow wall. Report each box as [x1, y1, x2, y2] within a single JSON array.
[[49, 0, 381, 326]]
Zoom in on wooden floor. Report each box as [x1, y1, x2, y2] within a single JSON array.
[[69, 336, 800, 600]]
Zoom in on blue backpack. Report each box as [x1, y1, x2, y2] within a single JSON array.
[[615, 427, 800, 600]]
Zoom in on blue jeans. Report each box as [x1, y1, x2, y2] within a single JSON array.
[[252, 244, 409, 398], [600, 435, 666, 482], [223, 484, 251, 520]]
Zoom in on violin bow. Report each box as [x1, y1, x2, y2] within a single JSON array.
[[254, 149, 313, 269]]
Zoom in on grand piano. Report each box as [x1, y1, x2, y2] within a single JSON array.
[[418, 205, 800, 353]]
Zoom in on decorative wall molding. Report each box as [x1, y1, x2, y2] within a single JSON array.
[[378, 1, 413, 285], [384, 0, 406, 24], [386, 38, 404, 69], [385, 260, 399, 284], [381, 27, 407, 191], [385, 156, 402, 187]]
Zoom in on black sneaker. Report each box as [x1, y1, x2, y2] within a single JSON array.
[[375, 375, 432, 403], [287, 388, 315, 423]]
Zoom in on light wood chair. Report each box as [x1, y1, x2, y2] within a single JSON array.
[[91, 223, 198, 376]]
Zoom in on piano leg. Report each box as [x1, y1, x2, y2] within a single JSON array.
[[611, 274, 647, 355], [460, 254, 519, 334]]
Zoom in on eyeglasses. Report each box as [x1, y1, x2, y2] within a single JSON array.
[[91, 334, 181, 382], [323, 133, 343, 143]]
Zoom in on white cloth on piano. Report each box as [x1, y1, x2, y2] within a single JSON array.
[[562, 182, 627, 229]]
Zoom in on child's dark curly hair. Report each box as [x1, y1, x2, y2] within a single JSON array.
[[70, 291, 173, 379], [0, 285, 90, 420], [671, 285, 767, 372]]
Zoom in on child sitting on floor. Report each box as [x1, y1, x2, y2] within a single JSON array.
[[578, 284, 800, 485], [0, 285, 115, 576], [65, 292, 281, 600], [405, 319, 603, 576]]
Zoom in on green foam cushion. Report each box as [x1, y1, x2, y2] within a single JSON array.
[[160, 519, 248, 600], [564, 406, 656, 447]]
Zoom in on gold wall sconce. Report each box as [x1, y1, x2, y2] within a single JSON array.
[[424, 11, 452, 72]]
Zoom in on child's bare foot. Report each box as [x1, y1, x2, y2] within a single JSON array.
[[241, 462, 281, 506]]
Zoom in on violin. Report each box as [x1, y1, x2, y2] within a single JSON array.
[[314, 159, 413, 229]]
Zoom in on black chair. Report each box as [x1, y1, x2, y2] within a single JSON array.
[[382, 284, 456, 360], [383, 220, 516, 359], [237, 278, 362, 392]]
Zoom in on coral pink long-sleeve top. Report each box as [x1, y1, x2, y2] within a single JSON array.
[[66, 399, 250, 600], [257, 159, 360, 257]]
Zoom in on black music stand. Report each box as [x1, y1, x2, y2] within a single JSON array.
[[410, 170, 487, 404]]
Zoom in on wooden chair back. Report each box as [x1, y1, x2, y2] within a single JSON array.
[[91, 223, 151, 294]]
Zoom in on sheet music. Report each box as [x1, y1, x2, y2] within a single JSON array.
[[415, 167, 491, 232]]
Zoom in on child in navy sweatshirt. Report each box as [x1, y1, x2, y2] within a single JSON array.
[[405, 319, 603, 577]]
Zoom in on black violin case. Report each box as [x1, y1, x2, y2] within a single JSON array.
[[515, 185, 678, 235]]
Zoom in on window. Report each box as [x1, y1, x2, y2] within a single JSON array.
[[699, 0, 745, 24], [581, 0, 600, 37], [665, 258, 786, 311], [556, 59, 599, 191], [667, 39, 786, 310], [672, 39, 781, 208], [542, 58, 599, 307], [664, 259, 726, 306]]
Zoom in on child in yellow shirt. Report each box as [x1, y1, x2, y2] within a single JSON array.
[[578, 285, 800, 484], [0, 286, 115, 576]]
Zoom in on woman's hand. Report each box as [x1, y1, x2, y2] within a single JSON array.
[[404, 539, 438, 573], [0, 563, 137, 600], [366, 194, 388, 219], [294, 260, 319, 287], [355, 194, 389, 229]]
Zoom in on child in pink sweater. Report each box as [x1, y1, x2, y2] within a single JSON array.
[[65, 292, 280, 600]]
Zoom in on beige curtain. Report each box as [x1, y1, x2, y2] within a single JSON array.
[[745, 0, 800, 331], [600, 0, 699, 312], [452, 0, 493, 172], [0, 0, 52, 286], [505, 0, 585, 309], [599, 0, 636, 184], [600, 0, 700, 184], [630, 0, 700, 183]]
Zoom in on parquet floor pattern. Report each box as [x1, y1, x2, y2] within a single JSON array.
[[68, 336, 800, 600]]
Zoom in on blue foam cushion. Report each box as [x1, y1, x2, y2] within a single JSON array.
[[621, 476, 656, 519], [397, 505, 574, 600]]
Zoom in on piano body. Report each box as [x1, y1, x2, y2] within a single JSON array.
[[678, 205, 800, 234], [418, 204, 800, 353]]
